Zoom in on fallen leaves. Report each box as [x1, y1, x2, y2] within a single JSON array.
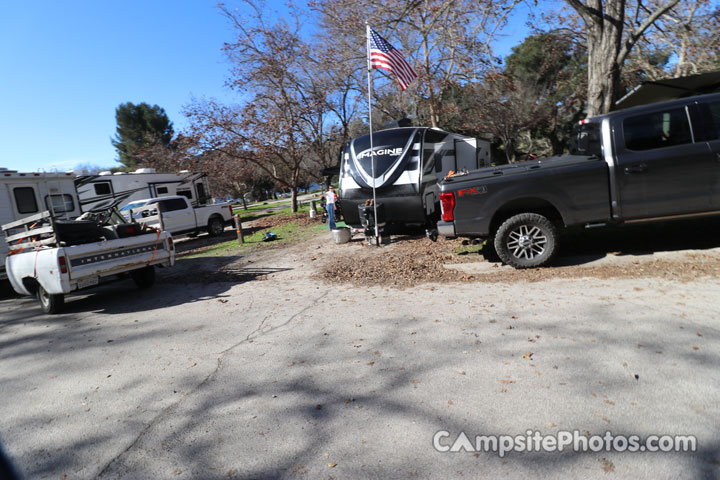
[[316, 234, 720, 287], [522, 352, 533, 360], [600, 458, 615, 473]]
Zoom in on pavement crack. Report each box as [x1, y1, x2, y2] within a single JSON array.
[[96, 291, 328, 477], [219, 290, 329, 354]]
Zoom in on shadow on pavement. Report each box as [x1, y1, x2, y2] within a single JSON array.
[[0, 255, 291, 318], [556, 216, 720, 264]]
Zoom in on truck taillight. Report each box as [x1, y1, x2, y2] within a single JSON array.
[[228, 205, 233, 217], [439, 192, 455, 222], [168, 237, 174, 252], [58, 256, 68, 274]]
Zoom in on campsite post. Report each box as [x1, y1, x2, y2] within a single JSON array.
[[234, 215, 244, 244]]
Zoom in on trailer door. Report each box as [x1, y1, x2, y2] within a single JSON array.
[[454, 138, 478, 171]]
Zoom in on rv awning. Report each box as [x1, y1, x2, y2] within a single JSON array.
[[614, 70, 720, 109]]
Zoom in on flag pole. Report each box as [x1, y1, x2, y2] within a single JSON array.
[[366, 24, 380, 245]]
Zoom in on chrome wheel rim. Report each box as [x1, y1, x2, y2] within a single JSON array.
[[39, 288, 50, 308], [506, 225, 547, 260]]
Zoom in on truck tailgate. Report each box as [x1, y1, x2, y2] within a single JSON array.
[[65, 232, 173, 282]]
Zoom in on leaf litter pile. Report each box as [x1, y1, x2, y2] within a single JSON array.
[[316, 235, 720, 288], [175, 209, 720, 287]]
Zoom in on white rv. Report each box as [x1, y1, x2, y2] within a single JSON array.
[[339, 127, 491, 230], [1, 168, 82, 280], [75, 168, 211, 212]]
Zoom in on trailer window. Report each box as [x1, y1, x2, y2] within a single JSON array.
[[624, 108, 692, 151], [13, 187, 38, 214], [94, 182, 112, 195], [177, 189, 192, 200], [45, 194, 75, 213], [156, 186, 169, 194]]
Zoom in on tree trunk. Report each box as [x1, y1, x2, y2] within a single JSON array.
[[567, 0, 680, 117], [584, 10, 623, 117], [291, 189, 298, 213]]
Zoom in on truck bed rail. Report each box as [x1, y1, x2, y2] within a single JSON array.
[[2, 211, 57, 254]]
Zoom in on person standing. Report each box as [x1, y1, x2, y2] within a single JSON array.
[[325, 186, 337, 230]]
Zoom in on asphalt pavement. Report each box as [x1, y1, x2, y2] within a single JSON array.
[[1, 234, 719, 479]]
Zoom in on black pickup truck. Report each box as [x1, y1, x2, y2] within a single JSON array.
[[437, 92, 720, 268]]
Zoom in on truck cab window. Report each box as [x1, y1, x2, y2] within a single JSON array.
[[94, 182, 112, 195], [706, 101, 720, 140], [624, 108, 692, 151], [13, 187, 39, 214], [160, 198, 187, 212]]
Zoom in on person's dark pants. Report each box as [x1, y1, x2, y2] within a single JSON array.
[[327, 203, 336, 230]]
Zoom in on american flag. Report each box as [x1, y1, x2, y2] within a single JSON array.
[[368, 27, 417, 91]]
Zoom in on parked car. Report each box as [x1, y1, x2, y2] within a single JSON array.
[[436, 92, 720, 268], [124, 195, 234, 237]]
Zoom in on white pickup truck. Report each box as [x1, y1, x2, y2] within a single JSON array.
[[120, 195, 234, 237], [3, 208, 175, 314]]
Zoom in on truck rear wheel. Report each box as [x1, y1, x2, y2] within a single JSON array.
[[37, 284, 64, 314], [207, 217, 224, 236], [494, 213, 558, 268], [131, 266, 156, 289]]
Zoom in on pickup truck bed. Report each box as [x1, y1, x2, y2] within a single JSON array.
[[442, 155, 612, 239]]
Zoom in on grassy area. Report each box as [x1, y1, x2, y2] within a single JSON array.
[[185, 208, 322, 259], [453, 240, 485, 256]]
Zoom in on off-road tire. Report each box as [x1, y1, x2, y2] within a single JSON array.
[[131, 266, 156, 289], [37, 284, 64, 314], [207, 217, 224, 237], [494, 213, 558, 269]]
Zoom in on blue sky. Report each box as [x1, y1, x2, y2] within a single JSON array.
[[0, 1, 537, 172]]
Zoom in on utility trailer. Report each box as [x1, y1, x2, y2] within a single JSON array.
[[75, 168, 211, 212], [338, 127, 490, 232], [0, 168, 81, 280], [3, 208, 175, 314]]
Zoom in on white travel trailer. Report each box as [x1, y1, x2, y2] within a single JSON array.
[[339, 127, 491, 231], [75, 168, 211, 212], [0, 168, 82, 280]]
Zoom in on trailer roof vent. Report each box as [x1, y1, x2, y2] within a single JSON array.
[[99, 171, 112, 176], [134, 168, 157, 174]]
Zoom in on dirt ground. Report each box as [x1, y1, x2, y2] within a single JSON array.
[[230, 213, 720, 287]]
